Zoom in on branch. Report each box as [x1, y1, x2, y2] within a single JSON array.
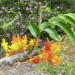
[[0, 51, 28, 65], [0, 49, 40, 66]]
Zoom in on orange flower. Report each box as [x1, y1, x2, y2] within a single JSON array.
[[48, 51, 54, 61], [38, 48, 54, 62], [12, 35, 20, 43], [29, 57, 39, 64], [44, 42, 51, 51], [38, 52, 49, 62], [28, 42, 61, 66], [50, 55, 61, 66]]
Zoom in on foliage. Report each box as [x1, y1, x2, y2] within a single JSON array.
[[1, 12, 19, 31], [0, 0, 75, 43], [28, 13, 75, 45], [49, 13, 75, 44], [27, 23, 40, 38], [27, 22, 60, 41]]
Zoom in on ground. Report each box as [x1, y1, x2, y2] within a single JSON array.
[[0, 39, 75, 75], [0, 63, 38, 75]]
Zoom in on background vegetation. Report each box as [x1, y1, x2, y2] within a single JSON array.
[[0, 0, 75, 41]]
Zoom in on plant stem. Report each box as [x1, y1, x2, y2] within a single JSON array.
[[38, 2, 42, 26]]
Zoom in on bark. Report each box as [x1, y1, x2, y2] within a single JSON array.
[[0, 51, 28, 65], [0, 49, 40, 66]]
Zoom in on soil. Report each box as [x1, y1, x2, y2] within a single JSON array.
[[0, 62, 50, 75], [0, 63, 38, 75]]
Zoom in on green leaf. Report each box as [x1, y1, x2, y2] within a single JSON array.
[[44, 7, 50, 12], [44, 27, 61, 41], [49, 16, 67, 28], [27, 24, 40, 38], [39, 22, 48, 32], [50, 21, 75, 44], [2, 17, 17, 31], [66, 13, 75, 21], [49, 16, 67, 24], [49, 13, 75, 27], [58, 15, 75, 27]]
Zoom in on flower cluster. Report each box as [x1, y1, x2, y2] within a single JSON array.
[[1, 35, 61, 66], [1, 35, 38, 57], [29, 42, 61, 66]]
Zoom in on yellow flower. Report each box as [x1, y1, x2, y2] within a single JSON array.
[[22, 45, 28, 50], [5, 53, 10, 57], [9, 43, 20, 53], [51, 44, 61, 54], [21, 35, 27, 47], [1, 35, 38, 57], [51, 55, 61, 66], [1, 38, 10, 53], [1, 35, 29, 57], [28, 39, 38, 50]]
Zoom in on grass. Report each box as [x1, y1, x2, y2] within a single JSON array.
[[37, 61, 75, 75]]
